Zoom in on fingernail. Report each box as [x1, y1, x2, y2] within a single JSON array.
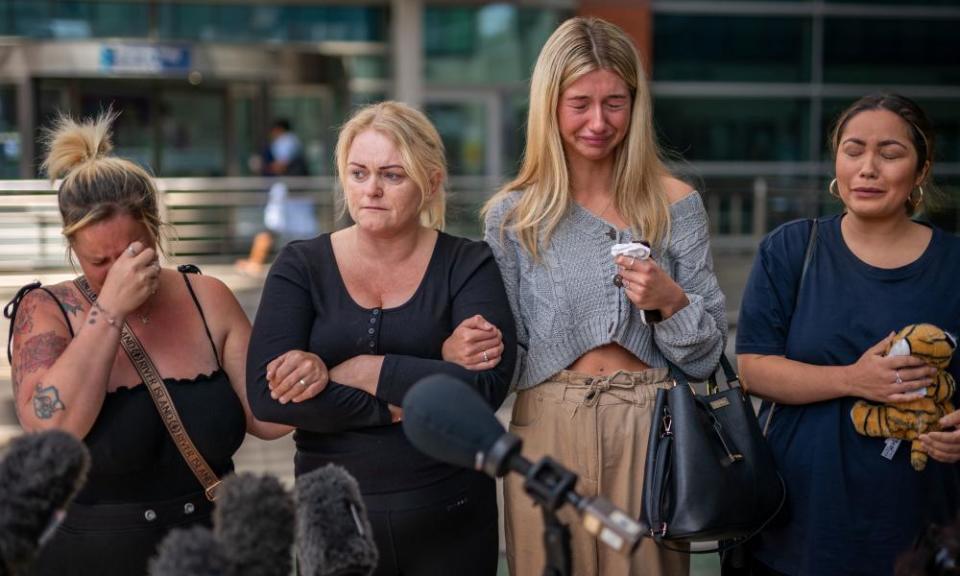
[[271, 392, 278, 399]]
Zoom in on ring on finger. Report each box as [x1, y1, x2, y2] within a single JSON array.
[[895, 370, 903, 385], [628, 257, 636, 270], [297, 378, 307, 387], [623, 279, 630, 289], [482, 350, 490, 363]]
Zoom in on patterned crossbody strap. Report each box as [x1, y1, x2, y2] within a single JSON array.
[[762, 218, 819, 437], [73, 276, 221, 501]]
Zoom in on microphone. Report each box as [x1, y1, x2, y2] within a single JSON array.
[[0, 430, 90, 576], [150, 472, 295, 576], [149, 527, 229, 576], [402, 375, 644, 556], [296, 464, 378, 576], [215, 473, 295, 576]]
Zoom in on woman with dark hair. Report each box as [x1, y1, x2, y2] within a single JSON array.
[[737, 93, 960, 575], [4, 112, 290, 576]]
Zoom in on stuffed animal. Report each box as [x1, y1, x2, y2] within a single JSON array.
[[850, 323, 957, 471]]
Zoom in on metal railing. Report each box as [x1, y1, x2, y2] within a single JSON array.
[[0, 175, 834, 271]]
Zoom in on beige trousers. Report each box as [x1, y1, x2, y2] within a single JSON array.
[[503, 369, 690, 576]]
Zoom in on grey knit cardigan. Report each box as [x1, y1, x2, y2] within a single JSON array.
[[483, 191, 727, 390]]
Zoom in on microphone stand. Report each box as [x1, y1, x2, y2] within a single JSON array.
[[523, 458, 576, 576], [488, 436, 575, 576]]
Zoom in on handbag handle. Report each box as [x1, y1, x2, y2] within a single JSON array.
[[665, 351, 739, 393]]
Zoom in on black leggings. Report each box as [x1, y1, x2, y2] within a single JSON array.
[[366, 476, 499, 576]]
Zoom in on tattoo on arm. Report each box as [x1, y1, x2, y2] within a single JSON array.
[[17, 331, 68, 376], [13, 330, 68, 407], [33, 383, 66, 419], [46, 285, 84, 316]]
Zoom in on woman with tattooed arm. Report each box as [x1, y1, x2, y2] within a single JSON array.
[[4, 112, 289, 576]]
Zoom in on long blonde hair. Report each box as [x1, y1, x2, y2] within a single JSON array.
[[482, 17, 671, 258], [335, 101, 447, 230], [42, 111, 167, 251]]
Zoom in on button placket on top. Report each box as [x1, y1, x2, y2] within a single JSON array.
[[367, 308, 381, 351]]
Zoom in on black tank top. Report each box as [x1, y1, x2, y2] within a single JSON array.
[[6, 271, 246, 503]]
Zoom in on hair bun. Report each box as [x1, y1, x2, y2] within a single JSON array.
[[42, 111, 117, 180]]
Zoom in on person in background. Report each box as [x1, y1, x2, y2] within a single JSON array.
[[737, 93, 960, 575], [483, 17, 726, 576], [246, 101, 516, 576], [236, 118, 312, 273], [4, 112, 290, 576]]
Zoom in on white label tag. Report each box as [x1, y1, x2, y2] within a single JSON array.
[[881, 438, 901, 460]]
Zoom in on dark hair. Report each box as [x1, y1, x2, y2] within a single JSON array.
[[829, 93, 936, 215], [272, 119, 292, 132]]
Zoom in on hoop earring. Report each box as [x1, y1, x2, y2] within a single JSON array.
[[828, 178, 840, 198], [911, 185, 925, 208]]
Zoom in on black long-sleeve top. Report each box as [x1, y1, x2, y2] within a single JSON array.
[[246, 232, 516, 494]]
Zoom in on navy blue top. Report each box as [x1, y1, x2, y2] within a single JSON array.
[[737, 215, 960, 576], [246, 232, 516, 495]]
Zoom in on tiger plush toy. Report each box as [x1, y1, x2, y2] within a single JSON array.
[[850, 323, 957, 471]]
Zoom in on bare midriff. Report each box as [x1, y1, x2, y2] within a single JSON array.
[[566, 342, 650, 376]]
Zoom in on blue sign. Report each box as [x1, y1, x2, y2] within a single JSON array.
[[100, 45, 192, 74]]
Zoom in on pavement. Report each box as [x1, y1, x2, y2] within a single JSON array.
[[0, 258, 739, 576]]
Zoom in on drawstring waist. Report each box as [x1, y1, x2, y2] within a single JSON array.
[[543, 368, 672, 407]]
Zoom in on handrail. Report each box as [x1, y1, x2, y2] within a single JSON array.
[[0, 175, 825, 271]]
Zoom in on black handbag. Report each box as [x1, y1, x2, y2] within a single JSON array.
[[640, 353, 785, 548]]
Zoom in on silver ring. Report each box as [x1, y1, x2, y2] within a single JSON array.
[[482, 350, 489, 363], [623, 279, 630, 289], [128, 245, 137, 256], [628, 257, 635, 270], [297, 378, 307, 387], [895, 371, 903, 385]]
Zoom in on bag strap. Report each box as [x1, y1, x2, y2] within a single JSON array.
[[73, 276, 222, 501], [762, 217, 819, 436]]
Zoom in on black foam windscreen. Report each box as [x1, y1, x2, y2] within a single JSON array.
[[214, 473, 295, 576], [296, 464, 378, 576], [401, 374, 505, 471], [0, 430, 90, 576], [148, 526, 229, 576]]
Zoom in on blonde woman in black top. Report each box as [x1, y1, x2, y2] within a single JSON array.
[[247, 101, 516, 576]]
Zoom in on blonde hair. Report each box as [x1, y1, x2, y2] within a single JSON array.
[[42, 111, 167, 251], [482, 17, 671, 258], [335, 101, 447, 230]]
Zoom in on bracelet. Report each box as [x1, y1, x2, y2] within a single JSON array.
[[91, 300, 121, 330]]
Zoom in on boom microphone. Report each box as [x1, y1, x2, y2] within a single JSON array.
[[150, 472, 295, 576], [0, 430, 90, 576], [149, 527, 229, 576], [215, 472, 295, 576], [296, 464, 378, 576], [402, 375, 644, 556]]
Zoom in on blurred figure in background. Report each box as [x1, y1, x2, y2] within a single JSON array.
[[4, 112, 289, 576], [236, 118, 314, 274]]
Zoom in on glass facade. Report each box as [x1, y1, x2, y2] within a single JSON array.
[[0, 2, 386, 42], [0, 1, 149, 38], [653, 15, 811, 83], [157, 4, 386, 43], [424, 5, 564, 85], [651, 2, 960, 231], [0, 86, 17, 179], [655, 98, 810, 162], [823, 18, 960, 85]]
